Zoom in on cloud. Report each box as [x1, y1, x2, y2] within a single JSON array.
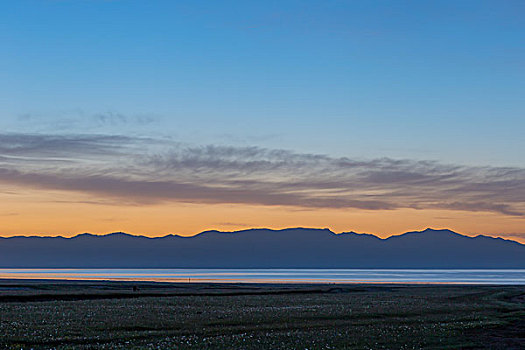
[[0, 133, 134, 158], [92, 112, 157, 127], [0, 132, 524, 216], [14, 111, 158, 133], [214, 222, 252, 227], [0, 167, 395, 209], [0, 212, 19, 217], [502, 232, 525, 238]]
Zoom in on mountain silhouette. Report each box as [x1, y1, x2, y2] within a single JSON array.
[[1, 228, 523, 268]]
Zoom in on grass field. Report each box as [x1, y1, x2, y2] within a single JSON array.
[[0, 280, 523, 349]]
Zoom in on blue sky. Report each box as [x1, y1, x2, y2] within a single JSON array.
[[2, 0, 524, 166], [1, 1, 525, 238]]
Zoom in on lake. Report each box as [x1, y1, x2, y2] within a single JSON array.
[[0, 269, 524, 284]]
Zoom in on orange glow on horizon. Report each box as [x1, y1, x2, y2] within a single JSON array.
[[0, 187, 523, 243]]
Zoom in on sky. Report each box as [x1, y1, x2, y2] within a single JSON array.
[[1, 0, 524, 242]]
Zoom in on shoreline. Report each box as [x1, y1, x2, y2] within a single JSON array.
[[0, 268, 523, 285], [1, 276, 524, 285]]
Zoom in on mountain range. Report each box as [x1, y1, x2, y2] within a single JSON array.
[[1, 228, 524, 268]]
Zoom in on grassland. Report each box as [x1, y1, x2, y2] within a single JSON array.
[[0, 280, 523, 349]]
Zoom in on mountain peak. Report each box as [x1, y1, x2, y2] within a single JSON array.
[[106, 232, 135, 237], [382, 228, 463, 241], [422, 227, 454, 233]]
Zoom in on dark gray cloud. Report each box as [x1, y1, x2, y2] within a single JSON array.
[[0, 133, 133, 158], [0, 132, 524, 216], [0, 167, 394, 209]]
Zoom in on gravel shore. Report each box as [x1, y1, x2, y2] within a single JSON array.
[[0, 280, 523, 349]]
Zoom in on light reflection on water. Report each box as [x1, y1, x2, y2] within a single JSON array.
[[0, 269, 524, 284]]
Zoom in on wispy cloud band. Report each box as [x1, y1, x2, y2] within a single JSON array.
[[0, 132, 523, 216]]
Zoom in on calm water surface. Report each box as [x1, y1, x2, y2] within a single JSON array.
[[0, 269, 524, 284]]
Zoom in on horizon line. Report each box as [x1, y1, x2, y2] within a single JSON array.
[[1, 227, 523, 246]]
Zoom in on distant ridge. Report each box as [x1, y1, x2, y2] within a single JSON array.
[[0, 228, 523, 268], [4, 227, 521, 243]]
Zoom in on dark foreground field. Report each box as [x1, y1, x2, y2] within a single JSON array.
[[0, 280, 523, 349]]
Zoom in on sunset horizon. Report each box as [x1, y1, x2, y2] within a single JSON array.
[[2, 1, 524, 348], [1, 132, 523, 242], [1, 225, 524, 245], [2, 1, 524, 247]]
